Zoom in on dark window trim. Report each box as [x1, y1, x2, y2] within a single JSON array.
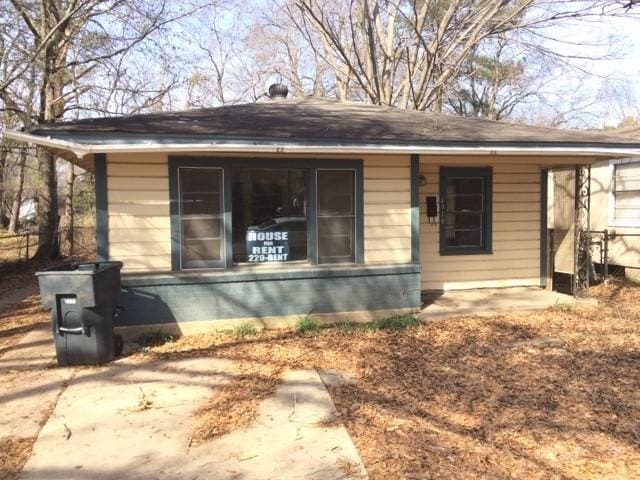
[[439, 166, 493, 256], [168, 156, 364, 271]]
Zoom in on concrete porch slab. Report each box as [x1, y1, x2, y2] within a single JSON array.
[[419, 287, 592, 321]]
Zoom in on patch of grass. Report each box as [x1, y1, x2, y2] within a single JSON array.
[[552, 301, 574, 312], [336, 321, 358, 333], [233, 322, 258, 338], [138, 330, 176, 348], [297, 314, 320, 335], [368, 315, 420, 331]]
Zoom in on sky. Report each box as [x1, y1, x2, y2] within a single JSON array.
[[515, 10, 640, 128]]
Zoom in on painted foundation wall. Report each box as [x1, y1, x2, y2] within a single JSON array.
[[105, 152, 413, 273], [115, 266, 421, 330]]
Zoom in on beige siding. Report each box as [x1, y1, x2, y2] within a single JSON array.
[[107, 153, 171, 273], [550, 161, 640, 269], [106, 153, 412, 273], [420, 158, 542, 291], [363, 156, 411, 263], [590, 161, 640, 268], [550, 168, 575, 275]]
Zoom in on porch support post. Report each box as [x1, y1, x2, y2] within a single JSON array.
[[94, 153, 109, 262], [411, 154, 420, 264], [573, 164, 591, 297]]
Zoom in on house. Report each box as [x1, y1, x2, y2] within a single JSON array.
[[5, 89, 640, 336], [548, 125, 640, 284]]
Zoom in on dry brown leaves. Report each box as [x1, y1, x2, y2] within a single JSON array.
[[0, 438, 36, 480], [146, 283, 640, 479], [0, 295, 48, 357]]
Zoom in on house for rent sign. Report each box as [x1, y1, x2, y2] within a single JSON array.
[[246, 230, 290, 262]]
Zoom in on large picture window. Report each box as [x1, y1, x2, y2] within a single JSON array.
[[440, 167, 492, 255], [170, 158, 363, 271], [232, 168, 308, 263], [178, 167, 224, 269]]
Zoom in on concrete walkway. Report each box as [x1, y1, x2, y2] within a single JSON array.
[[0, 326, 74, 440], [19, 361, 367, 479], [420, 286, 588, 321]]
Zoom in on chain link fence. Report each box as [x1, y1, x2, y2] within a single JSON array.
[[0, 227, 96, 263]]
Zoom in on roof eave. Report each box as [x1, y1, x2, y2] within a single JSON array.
[[5, 128, 640, 160]]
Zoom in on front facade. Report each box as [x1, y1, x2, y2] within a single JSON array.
[[7, 97, 640, 335], [102, 151, 421, 335]]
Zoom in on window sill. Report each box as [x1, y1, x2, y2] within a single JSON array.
[[121, 263, 421, 287], [609, 222, 640, 229], [439, 249, 493, 256]]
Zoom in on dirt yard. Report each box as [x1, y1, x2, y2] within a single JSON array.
[[143, 281, 640, 479], [1, 279, 639, 479]]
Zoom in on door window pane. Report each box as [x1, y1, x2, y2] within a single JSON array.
[[317, 170, 355, 264], [232, 168, 308, 263], [179, 168, 223, 269], [445, 177, 483, 249]]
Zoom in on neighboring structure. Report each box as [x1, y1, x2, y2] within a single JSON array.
[[549, 125, 640, 282], [5, 93, 640, 335]]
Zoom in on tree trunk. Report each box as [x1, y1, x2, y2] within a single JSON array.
[[61, 163, 75, 256], [34, 148, 59, 259], [8, 148, 27, 233], [0, 145, 7, 228]]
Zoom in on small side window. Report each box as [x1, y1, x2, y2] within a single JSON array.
[[613, 162, 640, 226], [317, 169, 356, 264], [178, 167, 224, 269], [440, 167, 492, 255]]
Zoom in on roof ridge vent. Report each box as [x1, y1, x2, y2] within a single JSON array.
[[268, 83, 288, 101]]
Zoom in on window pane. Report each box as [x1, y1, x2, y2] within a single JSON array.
[[179, 168, 223, 269], [181, 218, 222, 239], [615, 191, 640, 221], [182, 239, 222, 264], [448, 178, 483, 194], [447, 194, 483, 212], [318, 170, 355, 264], [446, 229, 482, 247], [181, 193, 222, 215], [450, 213, 482, 229], [232, 168, 308, 263]]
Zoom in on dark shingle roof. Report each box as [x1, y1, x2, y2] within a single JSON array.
[[28, 97, 640, 147], [611, 125, 640, 139]]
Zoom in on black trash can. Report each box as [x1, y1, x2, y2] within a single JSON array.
[[36, 261, 123, 366]]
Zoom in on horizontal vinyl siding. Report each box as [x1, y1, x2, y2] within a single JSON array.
[[420, 159, 541, 290], [363, 156, 412, 264], [106, 153, 412, 273], [107, 153, 171, 273]]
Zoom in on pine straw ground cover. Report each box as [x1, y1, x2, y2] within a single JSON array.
[[0, 295, 48, 357], [140, 281, 640, 479]]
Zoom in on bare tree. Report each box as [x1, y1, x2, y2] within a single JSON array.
[[0, 0, 217, 258], [279, 0, 635, 111]]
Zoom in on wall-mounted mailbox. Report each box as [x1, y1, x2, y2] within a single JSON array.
[[426, 196, 438, 224]]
